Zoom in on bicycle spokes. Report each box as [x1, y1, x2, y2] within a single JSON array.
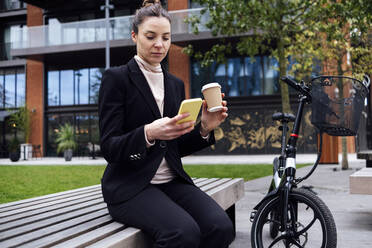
[[256, 198, 328, 247]]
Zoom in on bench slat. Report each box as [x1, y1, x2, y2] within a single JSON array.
[[0, 203, 107, 240], [192, 178, 209, 184], [0, 178, 244, 248], [0, 187, 101, 215], [85, 227, 150, 248], [51, 222, 126, 248], [207, 178, 245, 210], [194, 178, 220, 187], [200, 178, 232, 193], [0, 185, 100, 212], [0, 191, 102, 220], [0, 198, 104, 231], [1, 210, 110, 248]]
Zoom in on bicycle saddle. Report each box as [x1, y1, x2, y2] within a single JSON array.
[[272, 112, 296, 122]]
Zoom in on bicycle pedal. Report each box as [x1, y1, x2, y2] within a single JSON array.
[[250, 211, 256, 222]]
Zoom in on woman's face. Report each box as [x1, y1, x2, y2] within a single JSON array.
[[132, 16, 171, 66]]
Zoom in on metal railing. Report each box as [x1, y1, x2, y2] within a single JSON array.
[[0, 0, 26, 12], [11, 8, 209, 50]]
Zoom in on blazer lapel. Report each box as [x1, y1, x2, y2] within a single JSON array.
[[127, 58, 162, 119]]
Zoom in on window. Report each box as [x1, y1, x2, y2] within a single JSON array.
[[4, 69, 16, 108], [89, 68, 103, 104], [48, 71, 60, 106], [16, 68, 25, 107], [74, 69, 89, 105], [191, 55, 280, 98], [60, 70, 74, 105], [46, 112, 99, 156], [47, 67, 104, 106]]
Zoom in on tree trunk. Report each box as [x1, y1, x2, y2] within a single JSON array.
[[337, 57, 349, 169], [341, 137, 349, 169], [278, 38, 291, 114]]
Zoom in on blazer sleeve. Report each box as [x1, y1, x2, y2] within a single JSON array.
[[175, 82, 215, 157], [98, 68, 147, 165]]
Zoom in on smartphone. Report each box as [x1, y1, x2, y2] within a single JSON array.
[[177, 98, 203, 124]]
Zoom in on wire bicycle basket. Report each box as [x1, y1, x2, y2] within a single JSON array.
[[310, 75, 370, 136]]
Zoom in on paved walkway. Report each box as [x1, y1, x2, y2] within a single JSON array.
[[231, 159, 372, 248], [0, 153, 361, 165], [1, 153, 370, 247]]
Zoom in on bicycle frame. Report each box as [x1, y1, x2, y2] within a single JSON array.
[[252, 77, 323, 229]]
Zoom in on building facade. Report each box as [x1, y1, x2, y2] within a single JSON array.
[[1, 0, 370, 160]]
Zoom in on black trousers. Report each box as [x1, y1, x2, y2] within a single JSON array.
[[107, 178, 235, 248]]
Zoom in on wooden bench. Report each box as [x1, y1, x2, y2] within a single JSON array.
[[350, 168, 372, 195], [0, 178, 244, 248]]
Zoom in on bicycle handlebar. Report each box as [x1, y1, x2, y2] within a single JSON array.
[[281, 77, 311, 100]]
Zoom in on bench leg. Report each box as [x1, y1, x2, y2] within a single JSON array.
[[226, 204, 236, 238], [367, 160, 372, 168]]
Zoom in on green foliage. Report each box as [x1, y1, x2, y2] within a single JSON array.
[[185, 0, 329, 113], [8, 136, 20, 153], [311, 0, 372, 78], [8, 106, 32, 143], [185, 0, 372, 111], [56, 123, 77, 154]]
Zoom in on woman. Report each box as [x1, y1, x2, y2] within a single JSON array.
[[98, 1, 234, 247]]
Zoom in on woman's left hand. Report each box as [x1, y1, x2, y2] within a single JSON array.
[[200, 93, 228, 136]]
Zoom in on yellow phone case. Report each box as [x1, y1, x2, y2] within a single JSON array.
[[177, 98, 203, 124]]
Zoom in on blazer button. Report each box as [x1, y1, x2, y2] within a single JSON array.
[[159, 141, 167, 148]]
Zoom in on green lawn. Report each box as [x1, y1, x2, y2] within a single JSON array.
[[0, 164, 308, 204]]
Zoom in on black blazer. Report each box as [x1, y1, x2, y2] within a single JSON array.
[[98, 58, 215, 204]]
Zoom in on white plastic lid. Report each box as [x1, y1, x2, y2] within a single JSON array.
[[208, 106, 223, 112], [201, 82, 221, 92]]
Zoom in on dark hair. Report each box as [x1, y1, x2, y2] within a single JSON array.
[[132, 0, 171, 34]]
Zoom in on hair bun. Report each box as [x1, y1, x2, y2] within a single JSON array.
[[142, 0, 161, 7]]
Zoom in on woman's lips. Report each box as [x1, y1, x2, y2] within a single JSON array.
[[151, 52, 163, 56]]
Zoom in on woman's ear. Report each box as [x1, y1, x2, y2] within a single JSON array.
[[131, 31, 137, 43]]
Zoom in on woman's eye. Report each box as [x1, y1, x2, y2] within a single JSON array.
[[146, 36, 154, 40], [163, 37, 169, 41]]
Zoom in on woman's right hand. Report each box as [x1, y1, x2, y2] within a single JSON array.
[[145, 113, 195, 142]]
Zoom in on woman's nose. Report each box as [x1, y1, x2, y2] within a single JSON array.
[[154, 39, 163, 47]]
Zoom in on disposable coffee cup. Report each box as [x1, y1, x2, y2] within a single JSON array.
[[201, 82, 223, 112]]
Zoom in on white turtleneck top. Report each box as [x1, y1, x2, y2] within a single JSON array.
[[134, 55, 175, 184]]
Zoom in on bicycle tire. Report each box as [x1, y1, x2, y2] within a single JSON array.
[[251, 188, 337, 248]]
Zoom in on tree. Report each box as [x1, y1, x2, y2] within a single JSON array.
[[318, 0, 372, 169], [184, 0, 328, 113], [8, 106, 32, 144]]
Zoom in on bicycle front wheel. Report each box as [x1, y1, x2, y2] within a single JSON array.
[[251, 188, 337, 248]]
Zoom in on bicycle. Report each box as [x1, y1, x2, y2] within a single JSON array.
[[250, 75, 370, 248]]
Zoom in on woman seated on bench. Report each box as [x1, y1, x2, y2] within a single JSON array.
[[98, 1, 233, 247]]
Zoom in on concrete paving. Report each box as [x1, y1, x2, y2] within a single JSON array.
[[1, 153, 371, 247], [231, 159, 372, 248], [0, 153, 360, 165]]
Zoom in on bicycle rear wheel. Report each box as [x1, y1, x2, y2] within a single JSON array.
[[251, 188, 337, 248]]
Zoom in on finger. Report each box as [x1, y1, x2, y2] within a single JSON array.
[[202, 100, 207, 110], [221, 92, 225, 98], [222, 100, 227, 106], [169, 124, 195, 139], [177, 120, 195, 130], [181, 124, 195, 135], [171, 113, 190, 123]]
